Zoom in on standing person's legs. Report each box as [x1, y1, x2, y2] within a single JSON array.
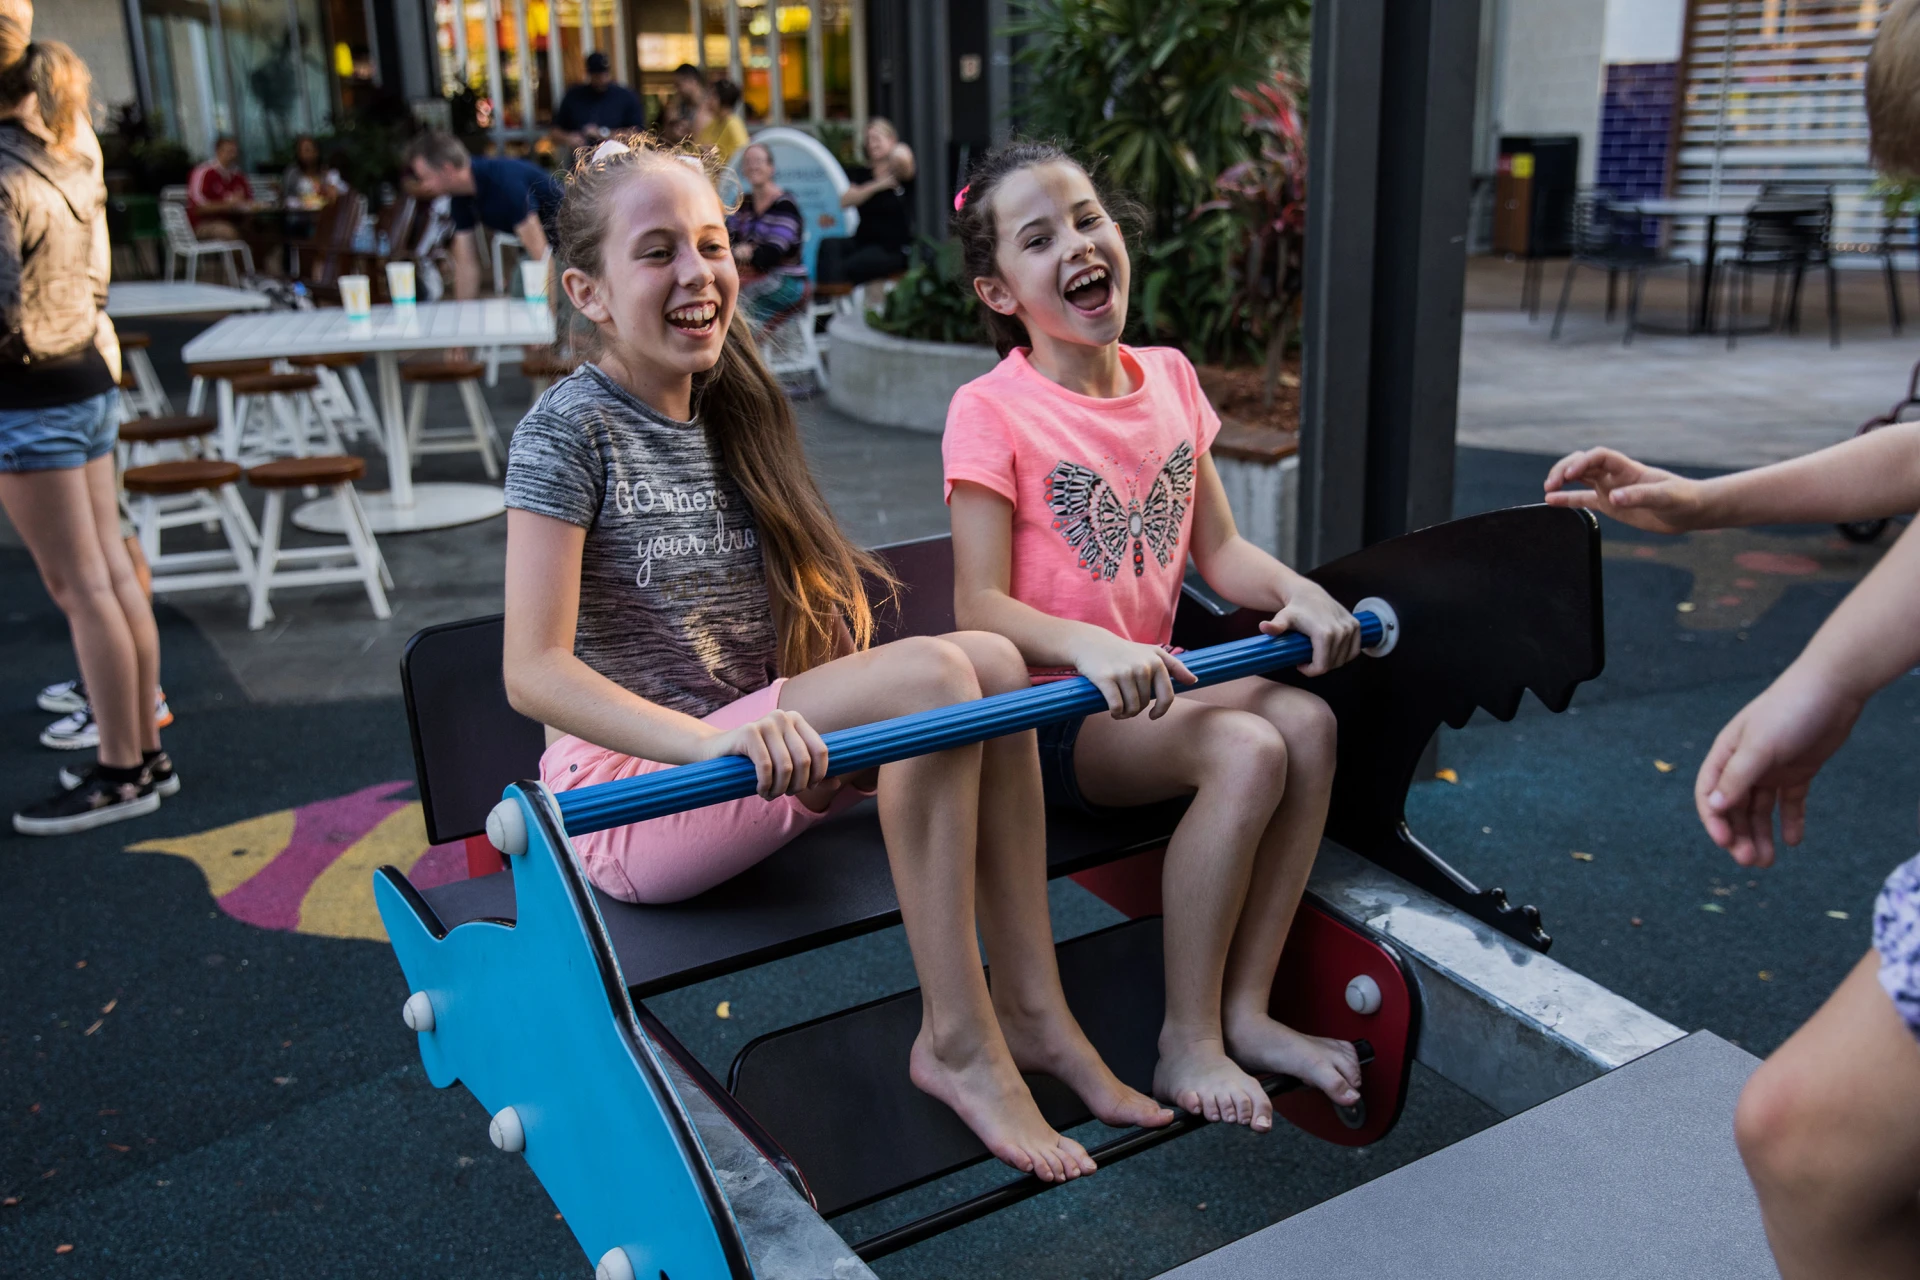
[[840, 243, 909, 285], [0, 464, 144, 770], [1735, 947, 1920, 1279], [84, 455, 161, 754]]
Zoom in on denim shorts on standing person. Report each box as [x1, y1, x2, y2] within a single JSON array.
[[0, 390, 120, 474]]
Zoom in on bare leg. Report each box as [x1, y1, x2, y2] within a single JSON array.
[[0, 465, 142, 768], [780, 636, 1096, 1181], [87, 459, 161, 753], [1190, 678, 1360, 1106], [1736, 950, 1920, 1279], [938, 631, 1171, 1131], [1074, 698, 1289, 1129], [123, 535, 153, 599]]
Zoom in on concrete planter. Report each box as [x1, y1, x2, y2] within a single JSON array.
[[826, 313, 999, 433], [1212, 420, 1300, 567]]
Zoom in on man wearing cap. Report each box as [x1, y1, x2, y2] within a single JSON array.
[[402, 131, 563, 302], [551, 53, 647, 153]]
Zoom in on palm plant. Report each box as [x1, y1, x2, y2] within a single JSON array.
[[1009, 0, 1309, 234]]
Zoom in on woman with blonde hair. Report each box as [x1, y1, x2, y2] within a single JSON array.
[[0, 19, 174, 833]]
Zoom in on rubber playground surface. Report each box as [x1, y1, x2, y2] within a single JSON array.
[[1, 447, 1909, 1278]]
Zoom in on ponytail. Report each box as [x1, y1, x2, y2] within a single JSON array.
[[0, 21, 92, 150]]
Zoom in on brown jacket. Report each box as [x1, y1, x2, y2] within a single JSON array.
[[0, 119, 107, 368]]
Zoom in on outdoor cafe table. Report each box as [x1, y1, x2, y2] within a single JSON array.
[[105, 281, 271, 319], [180, 299, 554, 534], [1612, 196, 1755, 334]]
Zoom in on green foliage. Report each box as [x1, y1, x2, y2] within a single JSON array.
[[1874, 174, 1920, 219], [1010, 0, 1309, 235], [866, 239, 990, 346], [262, 92, 422, 199]]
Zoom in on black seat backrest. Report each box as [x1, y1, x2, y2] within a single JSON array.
[[401, 536, 961, 845], [401, 615, 545, 845]]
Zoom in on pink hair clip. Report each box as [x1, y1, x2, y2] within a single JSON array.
[[953, 183, 971, 213]]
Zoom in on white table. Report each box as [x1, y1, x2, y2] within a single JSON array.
[[1613, 197, 1756, 333], [106, 282, 271, 318], [180, 300, 554, 533]]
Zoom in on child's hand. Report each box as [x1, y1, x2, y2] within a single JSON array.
[[1694, 666, 1864, 867], [1262, 583, 1362, 677], [700, 709, 831, 799], [1543, 447, 1708, 534], [1072, 632, 1198, 720]]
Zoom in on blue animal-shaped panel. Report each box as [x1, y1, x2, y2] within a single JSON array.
[[373, 782, 751, 1279], [727, 126, 858, 280]]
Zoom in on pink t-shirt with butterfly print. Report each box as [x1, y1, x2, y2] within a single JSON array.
[[943, 344, 1220, 648]]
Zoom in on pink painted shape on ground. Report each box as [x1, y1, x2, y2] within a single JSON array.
[[218, 781, 415, 931], [1734, 550, 1820, 576], [1632, 546, 1659, 559], [1715, 595, 1743, 607], [410, 841, 468, 891]]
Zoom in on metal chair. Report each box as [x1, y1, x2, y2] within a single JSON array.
[[1717, 196, 1836, 349], [1548, 191, 1694, 344], [1831, 203, 1907, 337], [159, 199, 254, 284]]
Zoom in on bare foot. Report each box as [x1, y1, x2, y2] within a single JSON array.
[[1225, 1010, 1362, 1107], [1153, 1034, 1272, 1131], [999, 1008, 1174, 1130], [909, 1029, 1098, 1182]]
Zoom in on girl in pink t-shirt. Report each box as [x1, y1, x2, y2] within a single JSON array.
[[945, 141, 1366, 1130]]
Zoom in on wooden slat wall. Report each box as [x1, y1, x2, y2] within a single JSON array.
[[1672, 0, 1890, 253]]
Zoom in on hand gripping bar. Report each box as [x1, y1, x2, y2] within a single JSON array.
[[554, 603, 1396, 838]]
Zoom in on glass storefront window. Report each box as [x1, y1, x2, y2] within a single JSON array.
[[137, 0, 334, 165]]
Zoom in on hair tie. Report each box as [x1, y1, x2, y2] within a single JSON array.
[[953, 183, 971, 213], [591, 138, 631, 163]]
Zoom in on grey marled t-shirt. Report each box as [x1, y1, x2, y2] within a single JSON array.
[[504, 363, 779, 718]]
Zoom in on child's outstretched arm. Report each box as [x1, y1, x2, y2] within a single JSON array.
[[502, 509, 830, 799], [1544, 424, 1920, 532], [1697, 517, 1920, 867], [1186, 453, 1362, 678], [950, 481, 1197, 719]]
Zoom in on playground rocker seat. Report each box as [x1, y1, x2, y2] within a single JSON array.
[[375, 505, 1759, 1279]]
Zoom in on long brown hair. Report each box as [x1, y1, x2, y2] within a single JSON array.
[[553, 132, 891, 675], [0, 20, 92, 151], [1871, 0, 1920, 175]]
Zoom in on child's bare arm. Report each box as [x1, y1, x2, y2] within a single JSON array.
[[503, 509, 829, 796], [1544, 425, 1920, 532], [949, 481, 1196, 718], [1186, 454, 1362, 677], [1696, 518, 1920, 866]]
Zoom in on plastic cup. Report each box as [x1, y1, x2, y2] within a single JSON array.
[[520, 257, 550, 305], [385, 261, 416, 306], [339, 274, 372, 320]]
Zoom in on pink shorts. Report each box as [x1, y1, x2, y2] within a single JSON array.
[[541, 678, 872, 904]]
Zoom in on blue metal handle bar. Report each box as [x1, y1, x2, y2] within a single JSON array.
[[555, 611, 1386, 837]]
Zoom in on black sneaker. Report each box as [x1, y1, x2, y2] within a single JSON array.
[[14, 771, 159, 835], [60, 752, 180, 799]]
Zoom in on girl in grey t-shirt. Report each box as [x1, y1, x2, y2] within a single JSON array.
[[503, 136, 1171, 1187]]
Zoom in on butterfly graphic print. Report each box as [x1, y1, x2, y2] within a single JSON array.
[[1044, 443, 1196, 580]]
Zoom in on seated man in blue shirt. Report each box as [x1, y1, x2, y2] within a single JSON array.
[[402, 131, 563, 301], [549, 52, 646, 153]]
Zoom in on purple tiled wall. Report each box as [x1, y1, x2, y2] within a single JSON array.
[[1598, 60, 1677, 200]]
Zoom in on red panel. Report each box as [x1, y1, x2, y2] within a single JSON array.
[[1070, 847, 1415, 1148], [465, 833, 506, 879]]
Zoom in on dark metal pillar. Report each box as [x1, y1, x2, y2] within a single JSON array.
[[1298, 0, 1483, 566]]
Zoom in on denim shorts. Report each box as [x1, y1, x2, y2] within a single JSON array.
[[0, 391, 121, 474], [1037, 715, 1095, 813]]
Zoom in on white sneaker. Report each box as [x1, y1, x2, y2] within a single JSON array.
[[36, 678, 86, 714], [39, 695, 174, 751]]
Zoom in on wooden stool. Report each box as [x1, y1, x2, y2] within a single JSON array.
[[186, 358, 278, 459], [118, 413, 219, 466], [520, 347, 581, 409], [227, 370, 337, 462], [400, 358, 500, 480], [245, 456, 391, 631], [116, 329, 172, 417], [123, 458, 257, 598], [289, 352, 382, 450]]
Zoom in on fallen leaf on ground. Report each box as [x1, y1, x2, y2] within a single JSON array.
[[99, 1000, 116, 1016], [1701, 903, 1726, 913], [73, 961, 85, 969], [1434, 768, 1458, 784], [107, 1144, 129, 1153], [1630, 917, 1643, 926], [1826, 910, 1849, 919], [154, 1180, 169, 1187], [29, 1104, 40, 1114], [1196, 1203, 1208, 1211], [40, 1169, 55, 1180], [1571, 851, 1594, 862], [55, 1244, 72, 1255], [1758, 971, 1773, 981], [456, 1156, 474, 1168], [272, 1077, 295, 1087], [1654, 760, 1675, 773], [1712, 886, 1733, 896], [2, 1196, 17, 1206], [81, 1021, 103, 1037], [1676, 602, 1696, 613], [715, 1001, 731, 1019], [1481, 826, 1492, 834], [281, 1041, 292, 1048]]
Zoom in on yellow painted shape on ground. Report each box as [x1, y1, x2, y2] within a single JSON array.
[[127, 809, 297, 899], [297, 802, 431, 942]]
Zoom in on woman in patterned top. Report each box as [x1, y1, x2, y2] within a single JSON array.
[[725, 143, 809, 326]]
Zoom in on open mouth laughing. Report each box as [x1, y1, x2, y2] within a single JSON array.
[[666, 300, 720, 337], [1063, 264, 1113, 315]]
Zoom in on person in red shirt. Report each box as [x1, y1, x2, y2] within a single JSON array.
[[185, 135, 252, 241]]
